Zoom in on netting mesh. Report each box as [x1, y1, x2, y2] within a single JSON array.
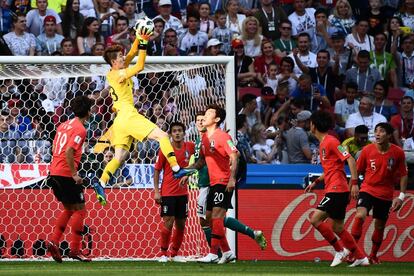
[[0, 61, 228, 259]]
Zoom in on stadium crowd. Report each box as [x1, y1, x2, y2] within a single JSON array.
[[1, 0, 414, 182]]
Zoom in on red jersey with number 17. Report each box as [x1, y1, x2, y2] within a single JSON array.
[[49, 118, 87, 177], [155, 141, 195, 196], [319, 135, 351, 193], [357, 143, 407, 201], [201, 129, 239, 186]]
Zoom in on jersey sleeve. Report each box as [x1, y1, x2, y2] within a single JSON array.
[[397, 149, 408, 177], [221, 132, 239, 156], [356, 147, 367, 174], [333, 139, 351, 162], [66, 127, 86, 151], [154, 149, 166, 171]]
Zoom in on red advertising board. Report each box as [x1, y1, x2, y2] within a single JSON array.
[[237, 189, 414, 261]]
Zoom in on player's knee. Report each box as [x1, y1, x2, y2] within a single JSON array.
[[163, 217, 175, 229], [355, 209, 367, 220], [309, 215, 321, 227]]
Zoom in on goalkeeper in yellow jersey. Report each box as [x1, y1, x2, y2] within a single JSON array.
[[96, 22, 196, 206]]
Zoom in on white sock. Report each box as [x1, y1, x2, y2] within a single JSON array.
[[172, 165, 180, 172]]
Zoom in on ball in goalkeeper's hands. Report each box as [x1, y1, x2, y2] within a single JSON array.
[[134, 17, 155, 36]]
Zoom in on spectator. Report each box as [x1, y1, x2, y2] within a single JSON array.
[[26, 0, 63, 37], [254, 39, 280, 77], [288, 33, 317, 76], [284, 110, 312, 163], [79, 0, 96, 18], [179, 12, 208, 55], [312, 8, 337, 53], [274, 20, 296, 58], [0, 33, 12, 55], [0, 110, 20, 163], [261, 63, 279, 93], [251, 122, 281, 164], [91, 42, 105, 55], [391, 96, 414, 147], [385, 16, 404, 53], [327, 31, 353, 77], [254, 0, 287, 41], [198, 2, 214, 38], [233, 38, 260, 87], [257, 86, 276, 125], [345, 18, 374, 52], [239, 16, 262, 58], [122, 0, 139, 28], [364, 0, 387, 36], [148, 18, 165, 56], [288, 0, 316, 38], [239, 93, 261, 129], [60, 0, 84, 40], [328, 0, 355, 35], [212, 9, 233, 55], [162, 28, 180, 56], [345, 50, 382, 95], [98, 147, 133, 187], [96, 0, 117, 40], [225, 0, 245, 37], [153, 0, 184, 38], [394, 0, 414, 33], [274, 56, 298, 95], [106, 15, 129, 48], [342, 124, 370, 159], [60, 37, 75, 55], [4, 13, 36, 56], [8, 99, 33, 139], [372, 80, 398, 120], [76, 17, 103, 55], [291, 73, 331, 112], [31, 0, 66, 14], [236, 113, 256, 163], [0, 0, 13, 35], [345, 95, 387, 140], [36, 15, 64, 55], [398, 35, 414, 90], [334, 82, 360, 134], [370, 32, 398, 87], [204, 38, 223, 56]]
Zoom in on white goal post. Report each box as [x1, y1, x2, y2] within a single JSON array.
[[0, 55, 237, 259]]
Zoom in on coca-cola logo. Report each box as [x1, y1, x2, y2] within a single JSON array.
[[272, 193, 414, 258]]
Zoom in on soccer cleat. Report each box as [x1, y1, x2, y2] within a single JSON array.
[[218, 250, 236, 264], [171, 255, 187, 263], [197, 253, 219, 263], [173, 168, 197, 179], [349, 256, 370, 267], [47, 241, 62, 263], [158, 255, 169, 263], [369, 255, 381, 265], [69, 251, 92, 262], [254, 230, 267, 250], [93, 182, 107, 206], [330, 248, 350, 267]]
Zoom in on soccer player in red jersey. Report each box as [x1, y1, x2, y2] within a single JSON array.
[[306, 111, 369, 267], [154, 122, 195, 263], [47, 96, 94, 263], [351, 122, 407, 264]]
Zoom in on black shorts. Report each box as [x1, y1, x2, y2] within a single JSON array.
[[49, 175, 85, 204], [357, 192, 392, 221], [206, 184, 233, 211], [160, 195, 188, 219], [316, 192, 350, 220]]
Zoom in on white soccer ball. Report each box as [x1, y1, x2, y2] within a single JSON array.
[[134, 17, 155, 36]]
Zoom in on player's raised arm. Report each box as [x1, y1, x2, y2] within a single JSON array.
[[124, 38, 139, 67]]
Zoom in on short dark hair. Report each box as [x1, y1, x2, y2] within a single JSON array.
[[314, 8, 328, 17], [279, 19, 292, 26], [169, 121, 186, 133], [196, 110, 205, 117], [71, 95, 93, 118], [236, 114, 247, 130], [297, 32, 311, 41], [355, 124, 369, 134], [280, 56, 294, 68], [310, 111, 334, 133], [317, 49, 330, 59], [346, 82, 359, 91], [214, 9, 226, 18], [357, 50, 370, 60], [207, 104, 226, 126], [241, 93, 257, 107], [115, 15, 129, 26], [103, 45, 123, 65], [375, 122, 394, 135], [402, 95, 414, 103], [374, 32, 387, 40], [374, 80, 389, 97]]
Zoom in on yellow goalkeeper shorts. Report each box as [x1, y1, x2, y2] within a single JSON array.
[[111, 110, 157, 149]]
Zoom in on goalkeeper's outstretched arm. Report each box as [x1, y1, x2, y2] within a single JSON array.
[[124, 34, 150, 79], [124, 39, 139, 67]]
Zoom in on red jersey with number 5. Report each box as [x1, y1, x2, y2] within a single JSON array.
[[357, 143, 407, 201], [320, 135, 351, 193], [155, 141, 195, 196], [49, 118, 87, 177], [201, 129, 239, 186]]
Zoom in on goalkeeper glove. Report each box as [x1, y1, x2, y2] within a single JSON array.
[[137, 32, 152, 50]]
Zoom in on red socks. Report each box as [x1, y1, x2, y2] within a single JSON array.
[[170, 228, 185, 257], [316, 222, 343, 252], [211, 218, 229, 254], [70, 209, 87, 254], [351, 217, 364, 242], [51, 209, 74, 244], [160, 225, 172, 256], [338, 229, 364, 259], [370, 229, 384, 257]]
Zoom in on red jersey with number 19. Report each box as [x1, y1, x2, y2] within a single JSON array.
[[155, 141, 195, 196], [357, 143, 407, 201], [49, 118, 87, 177], [319, 135, 351, 193], [201, 129, 239, 186]]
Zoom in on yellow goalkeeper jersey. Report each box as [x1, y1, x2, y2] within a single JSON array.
[[106, 69, 135, 113]]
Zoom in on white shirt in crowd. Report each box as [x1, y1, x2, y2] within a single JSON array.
[[26, 9, 62, 37], [153, 14, 184, 37], [288, 8, 316, 36], [288, 51, 317, 76], [345, 33, 374, 52], [226, 14, 246, 37], [3, 32, 36, 56], [242, 35, 263, 57], [36, 33, 64, 55], [345, 111, 387, 141], [334, 99, 360, 124], [179, 31, 208, 55], [79, 0, 96, 18]]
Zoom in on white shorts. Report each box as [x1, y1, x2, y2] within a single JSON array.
[[197, 186, 210, 219]]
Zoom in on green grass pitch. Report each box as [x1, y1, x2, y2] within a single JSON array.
[[1, 260, 414, 275]]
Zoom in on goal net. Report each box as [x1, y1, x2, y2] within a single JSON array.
[[0, 56, 235, 260]]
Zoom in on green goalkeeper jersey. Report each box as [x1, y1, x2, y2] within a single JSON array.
[[194, 135, 210, 188]]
